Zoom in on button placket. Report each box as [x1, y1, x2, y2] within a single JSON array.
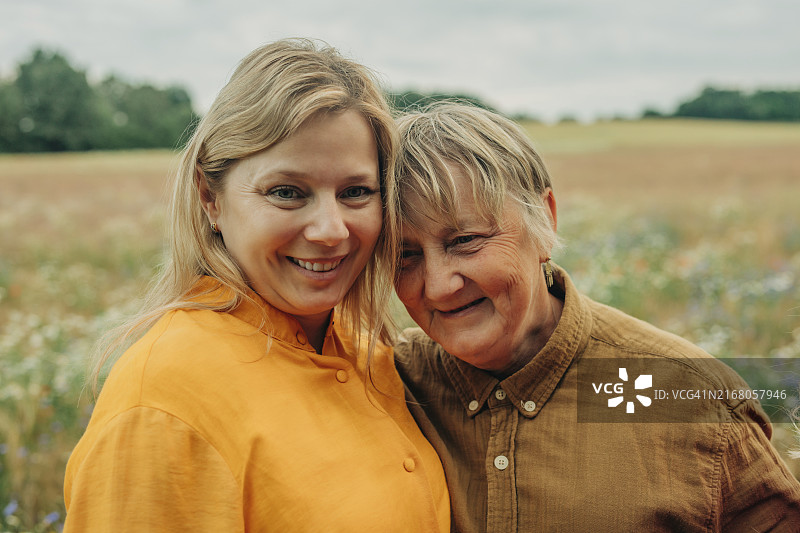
[[485, 395, 518, 533]]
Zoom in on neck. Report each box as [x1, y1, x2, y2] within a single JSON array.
[[293, 310, 333, 354], [491, 291, 564, 380]]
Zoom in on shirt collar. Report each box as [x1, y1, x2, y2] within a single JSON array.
[[442, 264, 593, 418], [188, 275, 336, 353]]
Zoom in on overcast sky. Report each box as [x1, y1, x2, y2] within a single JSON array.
[[2, 0, 799, 122]]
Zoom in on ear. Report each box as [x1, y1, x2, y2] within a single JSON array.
[[195, 164, 221, 222], [542, 187, 557, 233]]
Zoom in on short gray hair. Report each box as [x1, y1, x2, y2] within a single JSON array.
[[395, 102, 560, 257]]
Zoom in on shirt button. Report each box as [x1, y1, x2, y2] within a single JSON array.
[[335, 370, 348, 383], [494, 455, 509, 470], [522, 400, 536, 412], [295, 330, 307, 345], [468, 400, 480, 411], [403, 458, 416, 472], [495, 389, 507, 400]]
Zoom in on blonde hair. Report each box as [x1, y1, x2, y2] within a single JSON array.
[[395, 102, 559, 257], [91, 39, 398, 393]]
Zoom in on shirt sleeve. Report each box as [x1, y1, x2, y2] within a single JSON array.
[[719, 400, 800, 531], [64, 406, 244, 532]]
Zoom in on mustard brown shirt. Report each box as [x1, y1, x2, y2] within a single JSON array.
[[396, 266, 800, 532], [64, 276, 450, 532]]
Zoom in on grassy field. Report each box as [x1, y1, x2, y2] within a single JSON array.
[[2, 119, 799, 530]]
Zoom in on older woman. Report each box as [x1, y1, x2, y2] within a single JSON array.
[[62, 40, 449, 531], [393, 103, 800, 532]]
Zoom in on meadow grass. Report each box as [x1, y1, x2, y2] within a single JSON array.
[[2, 120, 799, 530]]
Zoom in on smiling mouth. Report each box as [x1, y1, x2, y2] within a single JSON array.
[[442, 298, 486, 314], [289, 256, 344, 272]]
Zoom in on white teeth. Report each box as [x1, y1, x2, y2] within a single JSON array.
[[292, 258, 342, 272]]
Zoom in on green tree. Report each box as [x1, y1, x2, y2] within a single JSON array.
[[641, 108, 665, 118], [12, 49, 104, 151], [674, 86, 800, 121], [95, 76, 196, 149], [389, 90, 496, 113], [0, 81, 25, 151], [749, 90, 800, 121], [0, 47, 197, 153], [675, 87, 749, 120]]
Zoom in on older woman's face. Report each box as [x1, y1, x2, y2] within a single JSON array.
[[395, 166, 555, 373], [205, 110, 382, 326]]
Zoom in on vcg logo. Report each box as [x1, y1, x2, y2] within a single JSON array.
[[592, 368, 653, 413]]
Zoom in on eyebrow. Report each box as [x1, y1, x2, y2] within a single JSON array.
[[404, 210, 494, 237], [267, 168, 379, 182], [401, 222, 469, 244]]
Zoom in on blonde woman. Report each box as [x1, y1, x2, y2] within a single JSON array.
[[63, 40, 449, 531]]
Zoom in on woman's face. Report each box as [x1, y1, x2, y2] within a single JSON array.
[[205, 110, 382, 329], [395, 165, 556, 373]]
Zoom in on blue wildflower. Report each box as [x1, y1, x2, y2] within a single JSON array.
[[3, 500, 18, 516]]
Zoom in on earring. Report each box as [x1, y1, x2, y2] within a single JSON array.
[[542, 259, 554, 288], [211, 222, 219, 234]]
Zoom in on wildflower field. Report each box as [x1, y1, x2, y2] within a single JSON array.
[[2, 119, 800, 530]]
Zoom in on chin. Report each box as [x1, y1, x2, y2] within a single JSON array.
[[299, 290, 347, 309], [443, 343, 483, 365], [442, 339, 506, 371]]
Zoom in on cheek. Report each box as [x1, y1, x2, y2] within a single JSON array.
[[224, 214, 291, 264], [393, 272, 413, 304], [501, 267, 529, 294], [394, 269, 422, 308], [477, 253, 531, 304], [354, 203, 383, 247]]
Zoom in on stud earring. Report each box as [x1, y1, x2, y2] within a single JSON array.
[[211, 222, 219, 233]]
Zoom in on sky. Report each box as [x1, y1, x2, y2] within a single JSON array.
[[2, 0, 799, 122]]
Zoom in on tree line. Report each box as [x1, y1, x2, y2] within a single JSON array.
[[1, 48, 798, 153], [644, 86, 800, 122], [675, 86, 800, 121], [0, 49, 197, 153]]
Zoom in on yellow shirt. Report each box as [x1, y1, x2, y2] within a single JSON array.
[[64, 277, 450, 532]]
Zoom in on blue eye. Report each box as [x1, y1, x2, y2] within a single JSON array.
[[269, 186, 302, 200], [342, 186, 375, 199]]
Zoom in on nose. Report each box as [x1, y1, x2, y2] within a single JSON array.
[[422, 253, 464, 303], [304, 196, 349, 246]]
